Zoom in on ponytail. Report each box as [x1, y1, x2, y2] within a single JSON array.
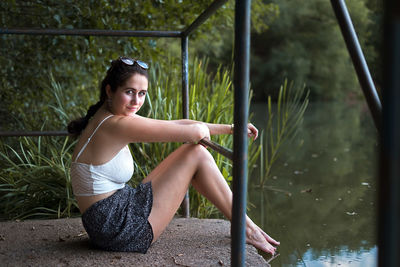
[[67, 100, 103, 137]]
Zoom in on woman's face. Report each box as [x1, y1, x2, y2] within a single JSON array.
[[107, 73, 148, 116]]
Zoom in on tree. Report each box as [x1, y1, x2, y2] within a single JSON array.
[[194, 0, 381, 102], [0, 0, 276, 130], [250, 0, 377, 101]]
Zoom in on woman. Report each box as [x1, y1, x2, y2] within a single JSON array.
[[68, 57, 279, 255]]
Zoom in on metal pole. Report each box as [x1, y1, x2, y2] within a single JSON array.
[[0, 28, 181, 38], [379, 0, 400, 266], [231, 0, 251, 266], [330, 0, 382, 131], [181, 36, 190, 218], [182, 0, 229, 37]]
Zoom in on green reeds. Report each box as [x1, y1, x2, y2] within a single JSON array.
[[258, 80, 309, 186], [0, 135, 78, 220]]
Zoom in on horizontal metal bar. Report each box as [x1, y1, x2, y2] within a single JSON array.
[[182, 0, 229, 37], [0, 28, 182, 38], [0, 131, 68, 137], [198, 139, 233, 160]]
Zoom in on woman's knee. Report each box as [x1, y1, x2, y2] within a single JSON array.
[[182, 143, 214, 162]]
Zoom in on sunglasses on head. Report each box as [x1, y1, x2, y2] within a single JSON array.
[[119, 57, 149, 69]]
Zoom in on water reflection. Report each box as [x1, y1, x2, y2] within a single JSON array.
[[248, 102, 378, 266]]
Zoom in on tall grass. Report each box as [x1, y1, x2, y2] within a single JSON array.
[[258, 80, 309, 186], [0, 57, 308, 220], [0, 135, 78, 219]]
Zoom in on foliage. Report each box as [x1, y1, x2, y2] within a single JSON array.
[[251, 0, 379, 101], [0, 0, 277, 131], [197, 0, 381, 102], [0, 135, 77, 219]]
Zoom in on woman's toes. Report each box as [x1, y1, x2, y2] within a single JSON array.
[[266, 243, 276, 254], [258, 228, 280, 246]]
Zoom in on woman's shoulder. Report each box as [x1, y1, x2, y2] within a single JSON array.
[[108, 114, 153, 126], [90, 111, 126, 127], [91, 113, 145, 136]]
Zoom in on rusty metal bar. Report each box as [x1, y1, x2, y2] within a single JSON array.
[[231, 0, 251, 265], [0, 28, 181, 38]]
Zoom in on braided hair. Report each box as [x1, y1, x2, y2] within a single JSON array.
[[67, 57, 149, 137]]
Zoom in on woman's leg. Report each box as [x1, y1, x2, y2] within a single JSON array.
[[142, 144, 231, 239], [142, 144, 279, 254]]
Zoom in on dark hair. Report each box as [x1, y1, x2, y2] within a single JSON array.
[[67, 57, 149, 137]]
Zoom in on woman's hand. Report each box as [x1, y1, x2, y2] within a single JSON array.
[[247, 123, 258, 140], [191, 123, 210, 143], [229, 123, 258, 140]]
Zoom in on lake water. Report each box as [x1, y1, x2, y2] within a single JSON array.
[[248, 101, 378, 266]]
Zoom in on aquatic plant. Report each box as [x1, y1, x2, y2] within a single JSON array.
[[258, 80, 309, 186]]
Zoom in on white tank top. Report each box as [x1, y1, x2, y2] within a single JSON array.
[[70, 115, 134, 196]]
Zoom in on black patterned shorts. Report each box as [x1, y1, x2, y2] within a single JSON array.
[[81, 182, 153, 253]]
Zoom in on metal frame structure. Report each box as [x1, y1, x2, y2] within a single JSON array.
[[1, 0, 253, 263], [1, 0, 396, 266], [0, 0, 229, 219]]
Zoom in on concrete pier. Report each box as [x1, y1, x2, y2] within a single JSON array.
[[0, 217, 268, 266]]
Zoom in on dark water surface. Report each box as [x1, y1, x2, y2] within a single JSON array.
[[248, 102, 378, 266]]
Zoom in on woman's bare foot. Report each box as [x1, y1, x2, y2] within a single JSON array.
[[245, 222, 280, 255]]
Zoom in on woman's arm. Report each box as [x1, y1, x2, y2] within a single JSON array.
[[171, 119, 231, 135], [171, 119, 258, 140], [111, 115, 210, 144]]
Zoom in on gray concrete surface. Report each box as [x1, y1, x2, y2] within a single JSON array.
[[0, 217, 269, 266]]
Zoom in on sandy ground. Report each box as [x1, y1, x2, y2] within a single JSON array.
[[0, 217, 269, 266]]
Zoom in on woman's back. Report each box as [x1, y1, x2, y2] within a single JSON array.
[[72, 111, 127, 165]]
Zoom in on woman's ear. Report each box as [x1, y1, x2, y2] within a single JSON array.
[[105, 85, 112, 99]]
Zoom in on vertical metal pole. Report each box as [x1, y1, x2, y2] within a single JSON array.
[[330, 0, 382, 131], [231, 0, 251, 266], [379, 0, 400, 266], [181, 35, 190, 218]]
